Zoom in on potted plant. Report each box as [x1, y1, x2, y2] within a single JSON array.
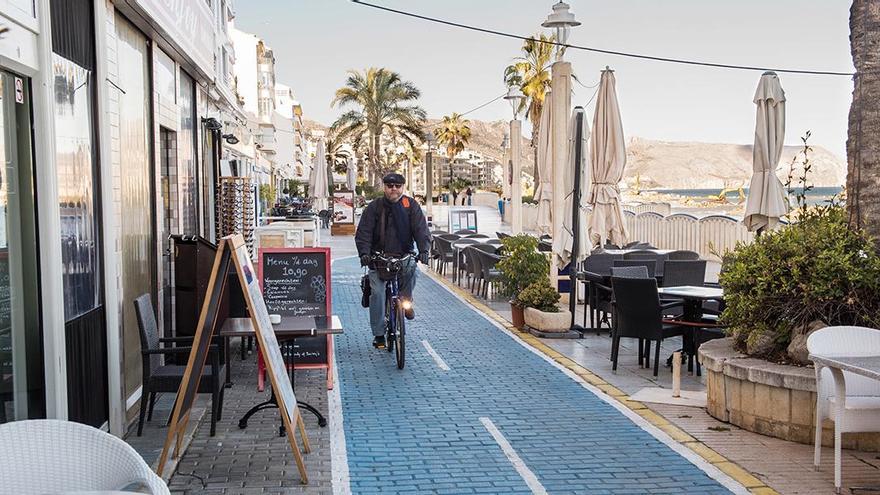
[[497, 235, 549, 329], [519, 280, 572, 333]]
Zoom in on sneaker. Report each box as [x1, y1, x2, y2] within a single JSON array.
[[404, 307, 415, 320], [373, 336, 386, 348]]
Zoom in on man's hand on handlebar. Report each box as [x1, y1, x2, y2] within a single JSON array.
[[360, 254, 371, 267]]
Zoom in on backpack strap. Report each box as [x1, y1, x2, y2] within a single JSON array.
[[376, 199, 387, 253]]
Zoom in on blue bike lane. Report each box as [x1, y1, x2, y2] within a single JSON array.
[[330, 257, 743, 494]]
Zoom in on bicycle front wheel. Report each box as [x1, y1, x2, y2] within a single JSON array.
[[395, 307, 406, 369]]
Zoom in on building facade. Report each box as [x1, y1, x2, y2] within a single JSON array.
[[0, 0, 257, 437]]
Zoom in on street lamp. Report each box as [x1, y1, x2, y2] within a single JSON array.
[[542, 1, 581, 62], [424, 132, 436, 218], [504, 87, 526, 234]]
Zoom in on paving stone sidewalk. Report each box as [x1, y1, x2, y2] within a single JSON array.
[[167, 341, 332, 495]]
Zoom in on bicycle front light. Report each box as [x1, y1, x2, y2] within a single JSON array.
[[401, 300, 413, 310]]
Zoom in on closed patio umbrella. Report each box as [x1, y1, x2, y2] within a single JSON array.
[[346, 157, 357, 192], [534, 89, 553, 235], [588, 69, 629, 248], [311, 139, 329, 211], [743, 71, 788, 232], [553, 106, 591, 267]]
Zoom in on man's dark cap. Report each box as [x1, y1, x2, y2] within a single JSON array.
[[382, 173, 405, 185]]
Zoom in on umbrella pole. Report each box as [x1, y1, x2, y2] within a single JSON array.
[[569, 108, 585, 336]]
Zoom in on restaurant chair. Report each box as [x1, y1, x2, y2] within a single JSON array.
[[465, 246, 483, 293], [486, 238, 503, 245], [0, 419, 170, 494], [667, 250, 701, 261], [613, 259, 657, 279], [578, 253, 623, 331], [610, 266, 650, 278], [469, 244, 498, 294], [430, 229, 448, 236], [453, 229, 476, 235], [538, 240, 553, 252], [496, 232, 510, 239], [476, 250, 504, 299], [808, 326, 880, 493], [433, 234, 460, 274], [134, 294, 226, 437], [662, 260, 707, 287], [453, 238, 480, 284], [610, 277, 689, 376], [465, 233, 490, 239]]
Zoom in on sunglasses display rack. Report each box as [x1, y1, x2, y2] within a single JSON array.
[[216, 176, 256, 256]]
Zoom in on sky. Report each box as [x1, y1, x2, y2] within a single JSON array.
[[234, 0, 855, 159]]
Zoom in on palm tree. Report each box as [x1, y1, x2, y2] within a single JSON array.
[[325, 133, 351, 175], [504, 33, 556, 181], [331, 68, 426, 185], [434, 113, 472, 204], [847, 0, 880, 240]]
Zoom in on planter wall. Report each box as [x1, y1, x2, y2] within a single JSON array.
[[700, 338, 880, 451], [524, 307, 571, 333]]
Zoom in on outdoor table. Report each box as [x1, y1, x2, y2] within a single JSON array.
[[807, 354, 880, 494], [220, 315, 343, 434], [658, 285, 724, 374]]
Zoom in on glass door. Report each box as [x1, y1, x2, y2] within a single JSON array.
[[0, 70, 44, 424]]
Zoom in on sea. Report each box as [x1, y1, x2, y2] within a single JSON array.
[[649, 186, 843, 206]]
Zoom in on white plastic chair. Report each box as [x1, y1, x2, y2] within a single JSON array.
[[0, 419, 169, 494], [808, 325, 880, 493]]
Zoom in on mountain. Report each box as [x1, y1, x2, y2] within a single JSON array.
[[624, 137, 846, 189], [302, 118, 846, 188]]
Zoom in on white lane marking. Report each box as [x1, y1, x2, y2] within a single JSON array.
[[328, 259, 352, 495], [421, 339, 451, 371], [479, 417, 548, 495], [426, 271, 750, 495]]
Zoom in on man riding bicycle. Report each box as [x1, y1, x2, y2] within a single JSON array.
[[355, 173, 431, 349]]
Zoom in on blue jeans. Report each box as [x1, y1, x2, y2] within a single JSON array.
[[368, 259, 417, 336]]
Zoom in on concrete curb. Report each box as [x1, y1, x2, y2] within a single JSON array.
[[423, 268, 781, 495]]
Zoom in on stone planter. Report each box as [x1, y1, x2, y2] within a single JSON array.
[[524, 307, 571, 333], [699, 337, 880, 451]]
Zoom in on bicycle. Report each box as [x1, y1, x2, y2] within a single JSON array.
[[370, 252, 415, 369]]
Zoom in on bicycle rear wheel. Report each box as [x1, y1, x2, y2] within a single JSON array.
[[395, 307, 406, 369]]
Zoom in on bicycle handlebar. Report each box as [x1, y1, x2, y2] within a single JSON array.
[[370, 252, 416, 264]]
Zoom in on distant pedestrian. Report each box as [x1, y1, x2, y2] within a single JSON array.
[[466, 187, 473, 206]]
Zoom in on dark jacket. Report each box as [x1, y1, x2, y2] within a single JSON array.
[[355, 195, 431, 257]]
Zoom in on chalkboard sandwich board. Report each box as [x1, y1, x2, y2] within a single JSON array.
[[157, 236, 311, 484], [258, 247, 334, 389]]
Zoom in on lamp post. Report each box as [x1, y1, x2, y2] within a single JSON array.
[[504, 86, 525, 234], [543, 1, 579, 290], [500, 132, 510, 202], [425, 132, 435, 218], [541, 1, 581, 62]]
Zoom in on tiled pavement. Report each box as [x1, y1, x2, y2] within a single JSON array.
[[166, 343, 332, 495], [331, 256, 744, 494]]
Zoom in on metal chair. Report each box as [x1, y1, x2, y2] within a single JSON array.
[[610, 277, 689, 376], [134, 294, 225, 437]]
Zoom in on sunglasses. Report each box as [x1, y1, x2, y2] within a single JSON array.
[[384, 183, 403, 189]]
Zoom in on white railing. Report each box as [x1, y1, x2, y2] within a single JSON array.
[[624, 202, 672, 216], [625, 211, 753, 261]]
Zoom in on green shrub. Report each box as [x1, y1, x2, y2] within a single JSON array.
[[497, 234, 549, 303], [720, 205, 880, 360], [518, 280, 560, 312]]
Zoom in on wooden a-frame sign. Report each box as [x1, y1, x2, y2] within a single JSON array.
[[157, 234, 311, 483]]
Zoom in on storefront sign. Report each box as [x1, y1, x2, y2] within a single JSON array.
[[128, 0, 214, 78]]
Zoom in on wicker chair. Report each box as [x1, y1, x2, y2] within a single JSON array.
[[0, 419, 170, 494]]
